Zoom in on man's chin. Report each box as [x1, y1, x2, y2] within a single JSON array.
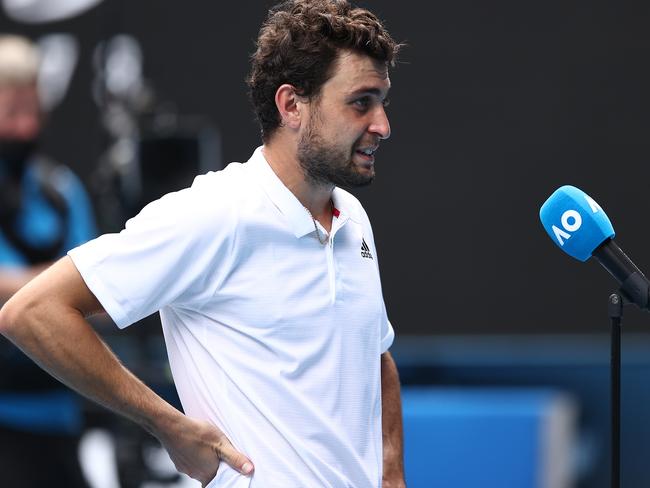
[[354, 165, 376, 186]]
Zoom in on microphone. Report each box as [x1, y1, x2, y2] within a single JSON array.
[[540, 185, 650, 310]]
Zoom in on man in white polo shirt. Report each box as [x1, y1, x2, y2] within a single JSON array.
[[0, 1, 405, 487]]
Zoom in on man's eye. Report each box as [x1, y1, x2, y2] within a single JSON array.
[[354, 98, 370, 109]]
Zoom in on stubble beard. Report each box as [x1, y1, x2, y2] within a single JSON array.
[[297, 120, 374, 189]]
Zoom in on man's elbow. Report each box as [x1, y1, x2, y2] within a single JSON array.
[[0, 291, 37, 341]]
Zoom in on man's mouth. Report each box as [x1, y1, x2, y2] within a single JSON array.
[[354, 146, 378, 164]]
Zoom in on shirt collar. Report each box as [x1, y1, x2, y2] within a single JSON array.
[[246, 146, 316, 238], [247, 146, 349, 239]]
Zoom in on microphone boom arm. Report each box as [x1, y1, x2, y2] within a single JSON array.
[[592, 240, 650, 310]]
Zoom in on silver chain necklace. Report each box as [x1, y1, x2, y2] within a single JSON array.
[[303, 201, 333, 245]]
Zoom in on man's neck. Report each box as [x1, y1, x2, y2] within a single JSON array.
[[262, 143, 333, 226]]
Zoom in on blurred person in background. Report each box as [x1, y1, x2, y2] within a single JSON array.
[[0, 34, 96, 487], [0, 1, 405, 487]]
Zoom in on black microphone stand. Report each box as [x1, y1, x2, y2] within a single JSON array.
[[608, 292, 622, 488], [592, 241, 650, 488]]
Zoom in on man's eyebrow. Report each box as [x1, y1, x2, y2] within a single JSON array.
[[347, 87, 390, 99]]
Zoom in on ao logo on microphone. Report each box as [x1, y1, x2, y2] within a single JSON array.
[[540, 185, 615, 261], [552, 194, 603, 246]]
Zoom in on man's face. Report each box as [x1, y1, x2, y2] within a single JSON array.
[[0, 83, 42, 141], [297, 50, 391, 188]]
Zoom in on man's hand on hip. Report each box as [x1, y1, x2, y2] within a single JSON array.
[[155, 414, 254, 486]]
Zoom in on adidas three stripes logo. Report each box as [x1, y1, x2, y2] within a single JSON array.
[[361, 238, 373, 260]]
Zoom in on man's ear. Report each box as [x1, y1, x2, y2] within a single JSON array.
[[275, 84, 303, 130]]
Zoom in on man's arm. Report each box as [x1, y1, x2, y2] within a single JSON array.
[[381, 351, 406, 488], [0, 256, 253, 484]]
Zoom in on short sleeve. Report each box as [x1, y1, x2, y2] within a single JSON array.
[[68, 184, 234, 328], [381, 318, 395, 353]]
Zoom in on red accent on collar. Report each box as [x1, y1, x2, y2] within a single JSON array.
[[332, 207, 340, 217]]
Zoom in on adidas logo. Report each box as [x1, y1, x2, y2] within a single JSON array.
[[361, 238, 373, 259]]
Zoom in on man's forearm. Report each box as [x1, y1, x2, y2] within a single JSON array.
[[0, 257, 254, 484], [0, 262, 180, 435], [381, 351, 405, 487]]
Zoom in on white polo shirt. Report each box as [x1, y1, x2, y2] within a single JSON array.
[[69, 147, 394, 488]]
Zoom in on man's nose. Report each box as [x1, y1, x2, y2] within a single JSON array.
[[369, 106, 391, 140]]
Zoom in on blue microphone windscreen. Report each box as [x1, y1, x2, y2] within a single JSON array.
[[539, 185, 615, 262]]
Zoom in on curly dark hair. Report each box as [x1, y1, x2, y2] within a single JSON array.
[[247, 0, 401, 142]]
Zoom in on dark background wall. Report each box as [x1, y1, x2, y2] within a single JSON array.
[[3, 0, 650, 335]]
